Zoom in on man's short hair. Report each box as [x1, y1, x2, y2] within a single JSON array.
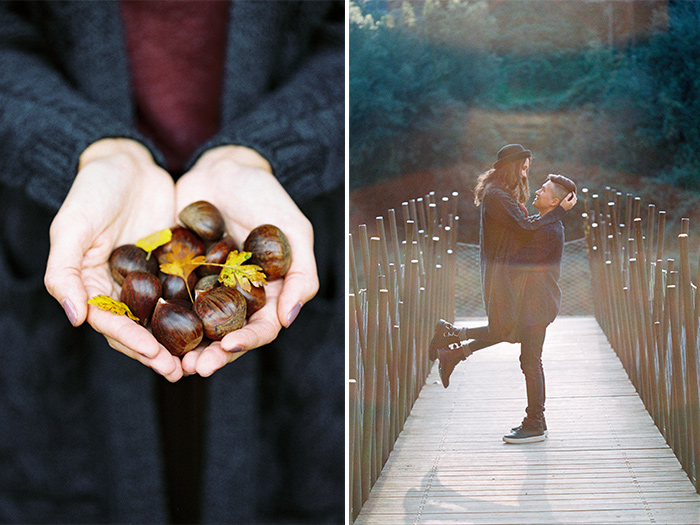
[[547, 174, 577, 200]]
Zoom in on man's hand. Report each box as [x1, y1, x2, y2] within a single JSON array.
[[560, 191, 577, 211], [175, 145, 319, 377], [44, 139, 184, 382]]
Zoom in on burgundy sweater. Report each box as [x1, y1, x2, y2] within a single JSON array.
[[120, 0, 229, 174]]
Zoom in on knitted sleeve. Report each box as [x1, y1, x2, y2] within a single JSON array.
[[483, 187, 566, 232], [191, 1, 344, 205], [0, 2, 155, 211], [510, 222, 564, 266]]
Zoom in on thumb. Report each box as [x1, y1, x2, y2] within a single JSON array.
[[44, 215, 91, 327], [277, 266, 319, 328]]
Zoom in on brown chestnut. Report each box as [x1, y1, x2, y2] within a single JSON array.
[[235, 283, 266, 316], [120, 271, 162, 326], [109, 244, 159, 285], [193, 286, 246, 341], [179, 201, 225, 242], [195, 275, 221, 295], [151, 299, 204, 356], [198, 235, 237, 277], [161, 272, 198, 303], [154, 226, 205, 264], [243, 224, 292, 281]]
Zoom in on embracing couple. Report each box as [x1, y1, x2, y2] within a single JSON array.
[[430, 144, 577, 444]]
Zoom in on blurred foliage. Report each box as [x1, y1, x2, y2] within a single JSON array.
[[592, 1, 700, 190], [350, 0, 700, 193], [350, 0, 500, 188]]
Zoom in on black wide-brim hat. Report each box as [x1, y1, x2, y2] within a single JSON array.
[[493, 144, 532, 169]]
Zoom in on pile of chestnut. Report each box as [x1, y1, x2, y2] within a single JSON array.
[[107, 200, 291, 356]]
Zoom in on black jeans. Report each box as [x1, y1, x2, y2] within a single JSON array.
[[467, 324, 548, 424]]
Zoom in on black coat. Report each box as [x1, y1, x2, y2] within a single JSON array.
[[479, 185, 566, 338], [510, 220, 565, 328], [0, 2, 344, 523]]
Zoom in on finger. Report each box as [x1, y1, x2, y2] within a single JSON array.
[[219, 305, 283, 353], [193, 341, 249, 377], [106, 336, 184, 382], [277, 231, 319, 327], [180, 340, 212, 375], [86, 305, 163, 359], [276, 267, 318, 327], [180, 346, 202, 375], [44, 214, 92, 326]]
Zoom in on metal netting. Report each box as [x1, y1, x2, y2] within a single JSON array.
[[454, 237, 594, 317]]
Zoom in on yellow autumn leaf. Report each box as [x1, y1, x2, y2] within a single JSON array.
[[88, 295, 139, 322], [136, 228, 173, 258], [159, 243, 207, 301], [159, 243, 206, 282], [219, 250, 267, 292]]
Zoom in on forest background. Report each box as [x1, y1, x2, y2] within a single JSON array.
[[349, 0, 700, 254]]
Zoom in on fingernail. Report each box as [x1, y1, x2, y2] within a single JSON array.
[[287, 302, 302, 326], [224, 345, 244, 353], [62, 299, 78, 326]]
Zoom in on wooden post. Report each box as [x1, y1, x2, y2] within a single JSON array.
[[351, 191, 461, 515], [678, 225, 699, 484]]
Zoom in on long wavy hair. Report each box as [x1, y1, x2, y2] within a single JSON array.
[[473, 159, 530, 206]]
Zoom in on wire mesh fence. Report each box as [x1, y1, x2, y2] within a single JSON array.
[[455, 237, 594, 318]]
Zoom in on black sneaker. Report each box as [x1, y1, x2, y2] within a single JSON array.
[[503, 422, 547, 444], [511, 420, 548, 435], [429, 319, 462, 361]]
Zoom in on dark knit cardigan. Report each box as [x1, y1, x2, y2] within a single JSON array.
[[0, 1, 344, 523]]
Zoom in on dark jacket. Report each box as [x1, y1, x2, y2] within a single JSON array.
[[479, 185, 565, 337], [0, 2, 344, 523], [510, 219, 565, 328]]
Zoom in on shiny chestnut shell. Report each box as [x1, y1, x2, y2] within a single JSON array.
[[179, 201, 225, 242], [243, 224, 292, 281], [193, 286, 246, 341], [120, 271, 162, 326], [151, 299, 203, 356], [161, 272, 198, 303], [154, 226, 205, 264], [109, 244, 159, 285], [235, 283, 266, 316], [195, 275, 221, 295], [198, 235, 237, 277]]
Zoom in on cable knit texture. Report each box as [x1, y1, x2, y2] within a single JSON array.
[[0, 0, 344, 209], [0, 1, 344, 523]]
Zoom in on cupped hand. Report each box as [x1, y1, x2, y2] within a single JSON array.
[[560, 191, 577, 211], [174, 145, 319, 377], [44, 139, 184, 382]]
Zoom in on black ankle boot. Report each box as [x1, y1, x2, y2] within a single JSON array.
[[429, 319, 463, 361], [438, 343, 470, 388]]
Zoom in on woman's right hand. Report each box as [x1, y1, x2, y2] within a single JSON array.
[[44, 138, 184, 382]]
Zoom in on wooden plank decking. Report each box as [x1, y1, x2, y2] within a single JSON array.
[[354, 316, 700, 524]]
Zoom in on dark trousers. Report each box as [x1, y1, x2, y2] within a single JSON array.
[[467, 324, 548, 424]]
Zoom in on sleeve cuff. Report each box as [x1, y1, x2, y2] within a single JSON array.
[[21, 116, 165, 210]]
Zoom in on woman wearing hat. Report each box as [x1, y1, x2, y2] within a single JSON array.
[[429, 144, 577, 442]]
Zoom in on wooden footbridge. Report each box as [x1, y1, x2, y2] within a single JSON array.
[[349, 190, 700, 524], [353, 316, 700, 524]]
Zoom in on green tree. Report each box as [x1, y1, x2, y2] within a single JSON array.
[[350, 0, 498, 188], [597, 2, 700, 189]]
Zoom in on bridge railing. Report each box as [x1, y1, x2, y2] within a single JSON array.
[[583, 187, 700, 492], [348, 191, 459, 521]]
